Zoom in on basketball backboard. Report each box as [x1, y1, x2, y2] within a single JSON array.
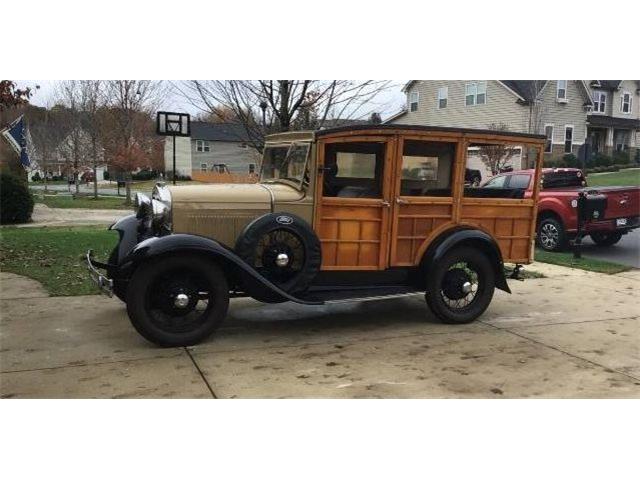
[[156, 111, 190, 137]]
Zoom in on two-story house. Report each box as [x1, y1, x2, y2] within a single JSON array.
[[164, 121, 260, 178], [387, 80, 639, 175], [586, 80, 640, 157]]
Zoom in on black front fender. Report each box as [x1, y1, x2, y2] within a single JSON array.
[[422, 227, 511, 293], [119, 233, 321, 305], [109, 214, 141, 265]]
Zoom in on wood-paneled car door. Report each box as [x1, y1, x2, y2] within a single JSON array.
[[389, 137, 458, 266], [314, 136, 395, 270]]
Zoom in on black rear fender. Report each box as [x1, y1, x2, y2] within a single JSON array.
[[118, 233, 320, 305], [419, 228, 511, 293]]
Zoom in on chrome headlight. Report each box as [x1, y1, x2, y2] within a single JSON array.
[[134, 192, 152, 219], [151, 183, 172, 230]]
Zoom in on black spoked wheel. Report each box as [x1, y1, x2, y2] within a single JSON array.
[[440, 263, 481, 310], [255, 229, 305, 285], [425, 247, 495, 324], [126, 255, 229, 347]]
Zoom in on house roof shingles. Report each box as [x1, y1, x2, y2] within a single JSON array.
[[499, 80, 548, 102], [190, 122, 251, 142]]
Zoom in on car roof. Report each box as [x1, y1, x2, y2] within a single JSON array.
[[498, 168, 582, 175]]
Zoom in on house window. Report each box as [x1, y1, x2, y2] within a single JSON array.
[[200, 163, 208, 172], [437, 86, 448, 109], [621, 92, 632, 114], [544, 124, 554, 153], [248, 163, 256, 174], [465, 82, 486, 106], [592, 91, 606, 113], [409, 91, 419, 112], [564, 125, 573, 153], [196, 140, 210, 152], [557, 80, 567, 101]]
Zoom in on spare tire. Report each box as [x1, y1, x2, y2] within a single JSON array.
[[235, 212, 321, 297]]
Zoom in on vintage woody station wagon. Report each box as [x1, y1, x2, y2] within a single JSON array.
[[88, 125, 546, 346]]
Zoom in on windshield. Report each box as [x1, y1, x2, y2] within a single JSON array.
[[260, 143, 310, 187]]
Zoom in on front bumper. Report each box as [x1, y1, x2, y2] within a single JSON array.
[[86, 250, 114, 297]]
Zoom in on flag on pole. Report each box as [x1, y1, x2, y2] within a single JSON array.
[[1, 115, 37, 170]]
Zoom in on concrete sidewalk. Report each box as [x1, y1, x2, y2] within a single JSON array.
[[8, 204, 130, 228], [0, 263, 638, 398]]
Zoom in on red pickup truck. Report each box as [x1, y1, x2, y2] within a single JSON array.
[[482, 168, 640, 251]]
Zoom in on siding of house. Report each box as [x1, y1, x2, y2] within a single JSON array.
[[164, 136, 192, 176], [389, 81, 529, 133], [538, 81, 589, 155], [191, 140, 260, 174], [611, 80, 640, 119]]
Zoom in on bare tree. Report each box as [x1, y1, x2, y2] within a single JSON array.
[[29, 105, 67, 193], [56, 81, 97, 194], [479, 122, 517, 175], [101, 80, 165, 204], [176, 80, 393, 152], [523, 80, 547, 135]]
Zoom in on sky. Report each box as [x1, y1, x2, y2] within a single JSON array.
[[19, 80, 407, 121]]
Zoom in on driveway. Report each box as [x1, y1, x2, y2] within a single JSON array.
[[1, 262, 638, 398], [10, 204, 131, 228], [581, 229, 640, 269]]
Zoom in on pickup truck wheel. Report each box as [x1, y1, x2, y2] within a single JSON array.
[[125, 255, 229, 347], [537, 217, 566, 252], [425, 247, 495, 324], [590, 232, 622, 247]]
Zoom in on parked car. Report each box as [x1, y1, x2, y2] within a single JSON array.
[[87, 125, 546, 347], [482, 168, 640, 251]]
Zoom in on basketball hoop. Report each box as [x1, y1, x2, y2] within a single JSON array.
[[156, 111, 190, 137], [156, 112, 191, 184]]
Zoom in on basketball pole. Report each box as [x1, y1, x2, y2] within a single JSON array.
[[172, 135, 176, 185]]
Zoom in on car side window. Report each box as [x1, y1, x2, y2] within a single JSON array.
[[483, 175, 508, 189], [323, 142, 385, 198], [400, 140, 455, 196], [508, 174, 531, 189]]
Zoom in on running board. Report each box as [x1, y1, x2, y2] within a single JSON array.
[[323, 291, 423, 305]]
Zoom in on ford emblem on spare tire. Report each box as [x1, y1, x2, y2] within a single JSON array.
[[276, 215, 294, 225]]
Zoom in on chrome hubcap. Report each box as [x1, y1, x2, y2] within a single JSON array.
[[275, 253, 289, 267], [174, 293, 190, 308], [461, 281, 472, 294], [540, 223, 559, 249]]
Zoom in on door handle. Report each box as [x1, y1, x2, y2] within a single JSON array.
[[396, 198, 408, 205], [381, 200, 391, 207]]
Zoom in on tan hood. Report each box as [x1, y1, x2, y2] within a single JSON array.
[[169, 182, 305, 246], [169, 181, 304, 211]]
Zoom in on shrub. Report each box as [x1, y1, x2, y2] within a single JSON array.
[[0, 172, 34, 224], [612, 151, 630, 165], [103, 170, 110, 180], [132, 169, 159, 181], [31, 171, 42, 182], [561, 154, 578, 168], [593, 153, 612, 167]]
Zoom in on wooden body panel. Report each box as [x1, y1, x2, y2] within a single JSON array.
[[314, 136, 395, 270], [312, 127, 545, 270]]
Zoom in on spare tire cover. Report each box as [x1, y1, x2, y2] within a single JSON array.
[[235, 212, 321, 296]]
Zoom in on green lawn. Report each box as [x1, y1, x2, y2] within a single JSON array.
[[34, 195, 133, 210], [587, 168, 640, 187], [0, 226, 119, 296], [534, 248, 632, 274]]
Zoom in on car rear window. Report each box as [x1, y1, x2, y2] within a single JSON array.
[[542, 170, 585, 189]]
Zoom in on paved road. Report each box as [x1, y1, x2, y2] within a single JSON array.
[[1, 263, 639, 398], [30, 183, 153, 197], [581, 229, 640, 268]]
